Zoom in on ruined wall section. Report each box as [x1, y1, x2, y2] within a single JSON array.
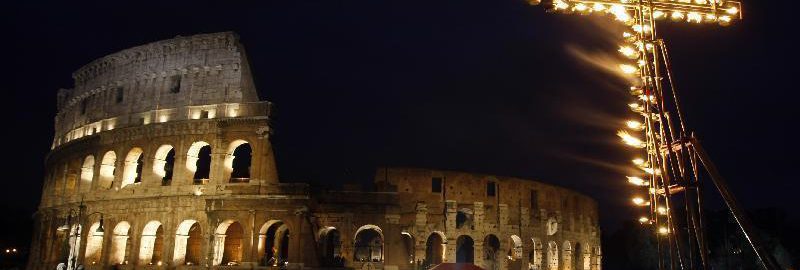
[[375, 167, 601, 269], [53, 32, 261, 149]]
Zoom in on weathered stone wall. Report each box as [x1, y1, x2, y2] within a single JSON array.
[[375, 167, 601, 270], [53, 32, 260, 149], [29, 32, 601, 270]]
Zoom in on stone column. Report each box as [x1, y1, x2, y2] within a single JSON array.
[[445, 200, 457, 233], [473, 202, 484, 232]]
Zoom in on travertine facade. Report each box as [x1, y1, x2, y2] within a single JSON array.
[[28, 32, 601, 270]]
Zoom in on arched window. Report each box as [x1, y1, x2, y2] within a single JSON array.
[[426, 232, 445, 265], [455, 235, 474, 264], [530, 238, 543, 270], [401, 232, 415, 265], [319, 227, 343, 267], [109, 222, 131, 265], [187, 141, 211, 184], [153, 145, 175, 186], [139, 221, 164, 265], [562, 241, 573, 270], [173, 220, 201, 265], [547, 241, 559, 270], [483, 234, 501, 270], [121, 148, 144, 187], [226, 140, 251, 183], [507, 235, 523, 270], [213, 220, 244, 265], [258, 220, 290, 266], [80, 155, 95, 192], [354, 225, 383, 262], [84, 222, 104, 264], [456, 209, 473, 229], [99, 151, 116, 189]]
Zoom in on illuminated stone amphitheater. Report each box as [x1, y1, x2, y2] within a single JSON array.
[[28, 32, 602, 270]]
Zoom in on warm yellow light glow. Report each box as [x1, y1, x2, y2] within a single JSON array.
[[632, 158, 645, 166], [705, 13, 718, 22], [652, 10, 665, 19], [659, 227, 670, 235], [719, 15, 732, 23], [573, 3, 588, 12], [726, 6, 739, 15], [554, 0, 569, 10], [618, 130, 646, 148], [638, 217, 650, 224], [658, 206, 668, 215], [632, 197, 650, 206], [643, 167, 656, 175], [626, 120, 645, 131], [630, 86, 643, 95], [609, 5, 631, 22], [632, 24, 651, 33], [629, 103, 644, 113], [619, 64, 638, 74], [592, 3, 606, 12], [627, 176, 647, 186], [619, 46, 638, 58], [687, 12, 703, 23], [671, 11, 685, 21]]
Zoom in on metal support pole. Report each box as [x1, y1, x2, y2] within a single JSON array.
[[689, 137, 781, 270]]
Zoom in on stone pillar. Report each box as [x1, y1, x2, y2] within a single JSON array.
[[445, 241, 456, 263], [474, 240, 484, 268], [415, 203, 427, 229], [520, 207, 530, 228], [384, 215, 401, 266], [445, 200, 457, 233], [499, 204, 509, 227], [209, 138, 226, 185], [473, 202, 484, 232]]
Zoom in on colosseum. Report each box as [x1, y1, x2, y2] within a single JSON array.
[[27, 32, 601, 270]]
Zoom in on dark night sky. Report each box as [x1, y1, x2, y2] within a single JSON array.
[[1, 0, 797, 253]]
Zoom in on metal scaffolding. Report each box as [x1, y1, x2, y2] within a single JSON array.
[[527, 1, 779, 269]]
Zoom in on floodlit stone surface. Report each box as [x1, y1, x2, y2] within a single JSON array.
[[29, 32, 601, 270]]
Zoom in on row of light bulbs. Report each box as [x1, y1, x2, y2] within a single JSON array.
[[610, 4, 672, 236], [542, 0, 740, 26]]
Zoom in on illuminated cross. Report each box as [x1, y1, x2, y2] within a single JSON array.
[[526, 1, 779, 270]]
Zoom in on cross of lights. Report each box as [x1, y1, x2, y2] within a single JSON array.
[[527, 1, 780, 270]]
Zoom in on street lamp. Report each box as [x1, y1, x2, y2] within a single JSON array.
[[57, 200, 104, 270]]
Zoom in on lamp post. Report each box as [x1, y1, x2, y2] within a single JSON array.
[[57, 201, 105, 270]]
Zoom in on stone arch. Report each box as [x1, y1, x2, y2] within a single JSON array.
[[173, 220, 202, 266], [213, 220, 244, 266], [225, 140, 252, 182], [483, 234, 501, 270], [507, 235, 523, 270], [354, 225, 383, 262], [547, 241, 558, 270], [109, 221, 131, 265], [425, 232, 446, 265], [562, 241, 573, 270], [138, 221, 164, 265], [456, 235, 475, 264], [80, 155, 95, 192], [98, 151, 116, 189], [258, 220, 290, 265], [575, 242, 590, 270], [186, 141, 211, 182], [319, 227, 343, 267], [152, 145, 175, 185], [84, 222, 104, 264], [456, 208, 473, 229], [529, 238, 543, 270], [121, 148, 144, 187], [400, 232, 415, 265], [592, 246, 602, 270]]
